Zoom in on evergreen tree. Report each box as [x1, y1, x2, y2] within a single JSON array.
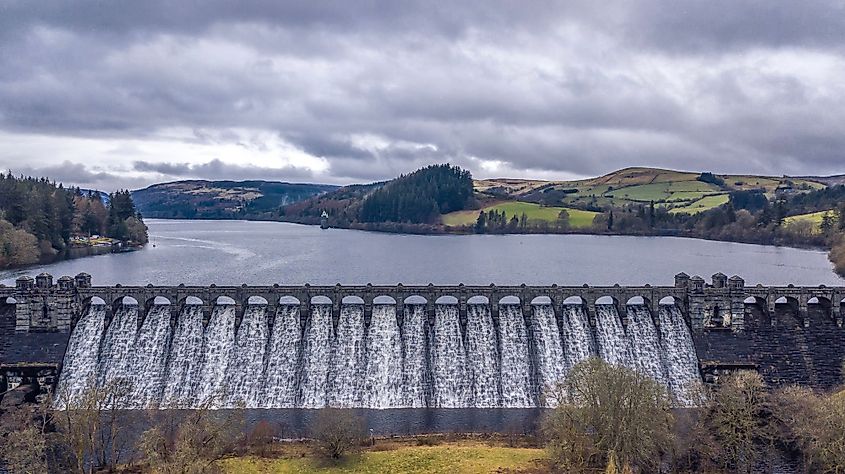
[[475, 210, 487, 233]]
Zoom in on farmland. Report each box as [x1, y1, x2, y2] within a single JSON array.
[[442, 201, 599, 228]]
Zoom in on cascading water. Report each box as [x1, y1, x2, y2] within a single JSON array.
[[227, 305, 269, 407], [54, 304, 106, 408], [401, 304, 428, 408], [329, 304, 366, 407], [126, 304, 173, 408], [498, 304, 534, 408], [559, 304, 595, 371], [263, 305, 302, 408], [430, 305, 468, 407], [98, 304, 139, 387], [363, 304, 404, 408], [299, 304, 333, 408], [195, 305, 236, 407], [465, 304, 500, 407], [56, 299, 704, 410], [658, 304, 704, 405], [530, 304, 566, 402], [593, 304, 632, 367], [161, 304, 204, 408], [625, 305, 669, 386]]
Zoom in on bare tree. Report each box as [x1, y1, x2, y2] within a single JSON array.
[[0, 402, 48, 474], [542, 358, 673, 472], [309, 408, 366, 459]]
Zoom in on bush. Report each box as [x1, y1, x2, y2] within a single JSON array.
[[309, 409, 367, 459], [542, 358, 673, 472]]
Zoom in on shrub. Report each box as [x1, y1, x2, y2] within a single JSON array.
[[542, 358, 673, 472], [309, 409, 367, 459]]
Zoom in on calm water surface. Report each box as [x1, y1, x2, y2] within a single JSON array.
[[1, 219, 840, 286]]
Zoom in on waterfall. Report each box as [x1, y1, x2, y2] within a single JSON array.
[[227, 305, 269, 407], [300, 304, 333, 408], [55, 296, 704, 410], [625, 305, 669, 386], [98, 304, 139, 387], [498, 305, 534, 408], [593, 304, 632, 367], [161, 304, 204, 408], [263, 305, 302, 408], [560, 304, 595, 371], [465, 304, 500, 407], [401, 304, 429, 408], [126, 304, 173, 408], [658, 304, 704, 405], [530, 304, 566, 402], [363, 305, 404, 408], [54, 304, 105, 408], [195, 305, 236, 407], [328, 304, 366, 407], [430, 305, 468, 407]]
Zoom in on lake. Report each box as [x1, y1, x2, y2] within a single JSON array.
[[1, 219, 841, 286]]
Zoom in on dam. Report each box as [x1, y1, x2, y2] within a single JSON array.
[[1, 272, 845, 410]]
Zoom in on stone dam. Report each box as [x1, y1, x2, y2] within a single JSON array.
[[1, 272, 844, 409]]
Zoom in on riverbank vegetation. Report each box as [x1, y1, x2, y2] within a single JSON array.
[[2, 359, 845, 473], [0, 173, 147, 269]]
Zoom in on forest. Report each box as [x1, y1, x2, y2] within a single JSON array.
[[0, 173, 147, 269]]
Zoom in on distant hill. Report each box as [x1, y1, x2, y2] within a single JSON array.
[[473, 167, 828, 215], [131, 180, 337, 219]]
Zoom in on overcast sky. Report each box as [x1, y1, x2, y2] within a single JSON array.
[[1, 1, 844, 191]]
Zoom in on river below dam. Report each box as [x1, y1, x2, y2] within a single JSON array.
[[0, 218, 842, 286]]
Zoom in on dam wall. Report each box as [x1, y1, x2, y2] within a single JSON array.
[[1, 272, 844, 408]]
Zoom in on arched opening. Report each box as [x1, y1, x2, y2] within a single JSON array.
[[278, 296, 301, 305], [150, 296, 172, 306], [183, 296, 203, 306], [4, 296, 17, 305], [89, 296, 106, 306], [467, 295, 489, 305], [498, 295, 520, 305], [404, 295, 427, 305], [373, 295, 397, 305], [311, 295, 332, 305], [341, 295, 365, 305], [595, 296, 617, 306], [562, 296, 584, 305], [659, 296, 677, 305], [435, 296, 458, 305], [531, 296, 552, 305], [247, 296, 269, 306], [216, 296, 237, 306], [626, 296, 645, 305], [120, 296, 139, 306]]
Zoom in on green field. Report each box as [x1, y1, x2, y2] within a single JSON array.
[[784, 210, 836, 233], [220, 443, 545, 474], [442, 201, 599, 228], [668, 194, 730, 214]]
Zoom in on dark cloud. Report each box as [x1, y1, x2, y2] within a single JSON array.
[[0, 0, 843, 185], [9, 161, 148, 190], [132, 159, 317, 182]]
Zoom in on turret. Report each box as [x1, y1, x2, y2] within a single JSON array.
[[728, 275, 744, 291], [711, 272, 727, 289], [15, 275, 34, 292], [690, 275, 705, 292], [57, 276, 74, 291], [35, 273, 52, 289], [74, 272, 92, 288], [674, 272, 690, 288]]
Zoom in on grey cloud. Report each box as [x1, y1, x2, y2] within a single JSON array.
[[0, 1, 844, 183], [132, 159, 318, 182], [9, 161, 148, 190]]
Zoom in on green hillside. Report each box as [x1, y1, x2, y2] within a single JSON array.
[[442, 201, 599, 228]]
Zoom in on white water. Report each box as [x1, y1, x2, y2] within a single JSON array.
[[161, 304, 204, 408], [465, 304, 500, 408], [363, 305, 404, 408], [263, 305, 302, 407], [498, 305, 534, 407], [57, 301, 703, 409], [430, 305, 469, 407], [227, 305, 269, 407]]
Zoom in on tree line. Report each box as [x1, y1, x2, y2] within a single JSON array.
[[0, 173, 148, 269]]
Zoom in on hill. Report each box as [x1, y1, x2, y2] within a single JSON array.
[[474, 167, 826, 215], [131, 180, 337, 219]]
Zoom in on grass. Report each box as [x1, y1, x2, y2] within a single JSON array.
[[219, 441, 545, 474], [668, 194, 730, 214], [784, 210, 836, 233], [604, 181, 722, 203], [442, 201, 599, 228]]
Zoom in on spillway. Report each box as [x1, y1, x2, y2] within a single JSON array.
[[54, 300, 702, 409]]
